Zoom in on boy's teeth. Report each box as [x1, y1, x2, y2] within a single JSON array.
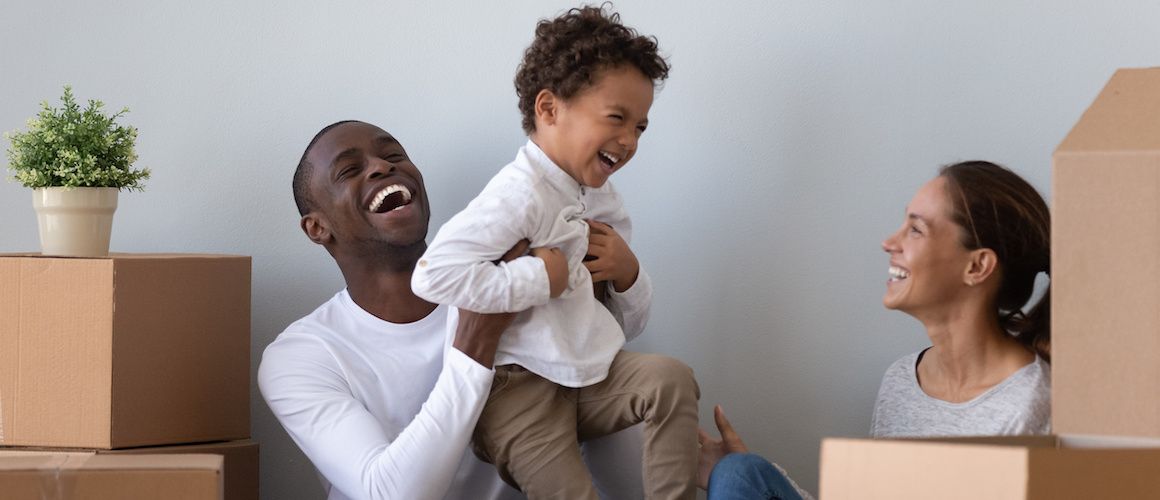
[[369, 184, 412, 212], [888, 266, 910, 280], [599, 151, 619, 165]]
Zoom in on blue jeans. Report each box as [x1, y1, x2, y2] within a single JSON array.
[[707, 453, 804, 500]]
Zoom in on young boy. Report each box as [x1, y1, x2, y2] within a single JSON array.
[[411, 6, 699, 500]]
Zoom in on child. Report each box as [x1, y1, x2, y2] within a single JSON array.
[[411, 5, 699, 500]]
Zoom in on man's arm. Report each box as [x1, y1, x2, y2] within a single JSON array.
[[260, 242, 528, 500], [258, 336, 494, 500]]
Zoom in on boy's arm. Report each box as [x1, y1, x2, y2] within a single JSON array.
[[585, 219, 653, 341], [412, 189, 559, 313]]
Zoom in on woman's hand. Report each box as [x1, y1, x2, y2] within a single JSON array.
[[697, 405, 749, 490]]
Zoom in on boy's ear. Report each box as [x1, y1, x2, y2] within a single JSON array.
[[301, 212, 333, 246], [534, 89, 559, 127], [963, 248, 998, 287]]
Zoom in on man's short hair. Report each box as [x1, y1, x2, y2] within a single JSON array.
[[293, 120, 362, 216]]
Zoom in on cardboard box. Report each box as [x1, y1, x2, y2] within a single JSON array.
[[1053, 67, 1160, 438], [0, 440, 257, 500], [820, 435, 1160, 499], [0, 254, 251, 448], [0, 453, 223, 500]]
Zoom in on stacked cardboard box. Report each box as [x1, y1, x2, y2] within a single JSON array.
[[0, 254, 256, 500], [819, 67, 1160, 498]]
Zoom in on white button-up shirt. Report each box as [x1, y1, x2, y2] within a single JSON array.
[[412, 140, 652, 387]]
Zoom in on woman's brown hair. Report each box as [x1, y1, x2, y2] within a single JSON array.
[[941, 160, 1052, 360]]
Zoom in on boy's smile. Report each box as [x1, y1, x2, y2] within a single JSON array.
[[534, 65, 655, 188]]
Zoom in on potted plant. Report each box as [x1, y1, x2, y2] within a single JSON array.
[[5, 86, 149, 257]]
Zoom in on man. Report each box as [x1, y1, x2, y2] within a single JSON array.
[[259, 120, 644, 500]]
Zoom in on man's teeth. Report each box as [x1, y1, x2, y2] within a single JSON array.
[[889, 266, 910, 281], [368, 184, 412, 212], [598, 151, 620, 165]]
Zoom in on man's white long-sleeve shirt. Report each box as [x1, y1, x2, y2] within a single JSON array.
[[259, 291, 645, 500], [259, 295, 512, 500], [412, 140, 652, 387]]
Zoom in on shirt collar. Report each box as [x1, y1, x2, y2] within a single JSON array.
[[522, 139, 582, 197]]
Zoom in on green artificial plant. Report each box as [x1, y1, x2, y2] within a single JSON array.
[[5, 86, 149, 190]]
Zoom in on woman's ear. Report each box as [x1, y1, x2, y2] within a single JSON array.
[[534, 89, 559, 127], [301, 212, 332, 246], [964, 248, 998, 286]]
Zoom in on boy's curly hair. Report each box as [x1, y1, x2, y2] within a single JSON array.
[[515, 4, 670, 134]]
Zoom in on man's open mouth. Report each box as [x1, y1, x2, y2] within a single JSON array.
[[368, 184, 412, 213]]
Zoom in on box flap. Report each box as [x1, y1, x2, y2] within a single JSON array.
[[1027, 445, 1160, 498], [0, 453, 221, 471], [819, 438, 1031, 499], [1056, 67, 1160, 153], [1052, 149, 1160, 437], [0, 453, 223, 500], [79, 454, 224, 471], [0, 253, 250, 260]]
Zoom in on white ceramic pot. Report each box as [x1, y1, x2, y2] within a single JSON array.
[[32, 187, 119, 257]]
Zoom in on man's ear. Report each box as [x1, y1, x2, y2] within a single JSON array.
[[534, 89, 559, 127], [301, 212, 332, 246], [964, 248, 998, 287]]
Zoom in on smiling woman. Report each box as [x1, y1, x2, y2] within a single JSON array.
[[697, 160, 1053, 500], [874, 160, 1051, 432]]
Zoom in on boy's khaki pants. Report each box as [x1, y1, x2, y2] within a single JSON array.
[[472, 350, 700, 500]]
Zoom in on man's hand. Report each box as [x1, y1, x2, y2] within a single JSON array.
[[493, 239, 531, 264], [584, 220, 639, 293], [696, 405, 749, 490], [453, 239, 531, 367], [452, 309, 516, 368], [532, 246, 568, 298]]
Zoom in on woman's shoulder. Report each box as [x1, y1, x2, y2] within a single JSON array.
[[882, 349, 925, 381], [999, 354, 1052, 404]]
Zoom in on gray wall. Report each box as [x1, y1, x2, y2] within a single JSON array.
[[2, 1, 1156, 498]]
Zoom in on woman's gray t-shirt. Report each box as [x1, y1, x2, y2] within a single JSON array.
[[870, 349, 1052, 438]]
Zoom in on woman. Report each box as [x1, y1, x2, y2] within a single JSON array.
[[698, 161, 1053, 499]]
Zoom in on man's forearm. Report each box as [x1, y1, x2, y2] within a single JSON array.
[[452, 309, 515, 368]]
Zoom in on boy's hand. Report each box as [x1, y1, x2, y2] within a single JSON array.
[[696, 405, 749, 490], [584, 220, 639, 293], [532, 246, 568, 298]]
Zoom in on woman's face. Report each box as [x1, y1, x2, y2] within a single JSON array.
[[881, 176, 974, 317]]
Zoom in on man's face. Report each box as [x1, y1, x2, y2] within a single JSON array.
[[303, 122, 430, 250]]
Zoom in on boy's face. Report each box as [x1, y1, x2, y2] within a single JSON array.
[[540, 65, 654, 188]]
